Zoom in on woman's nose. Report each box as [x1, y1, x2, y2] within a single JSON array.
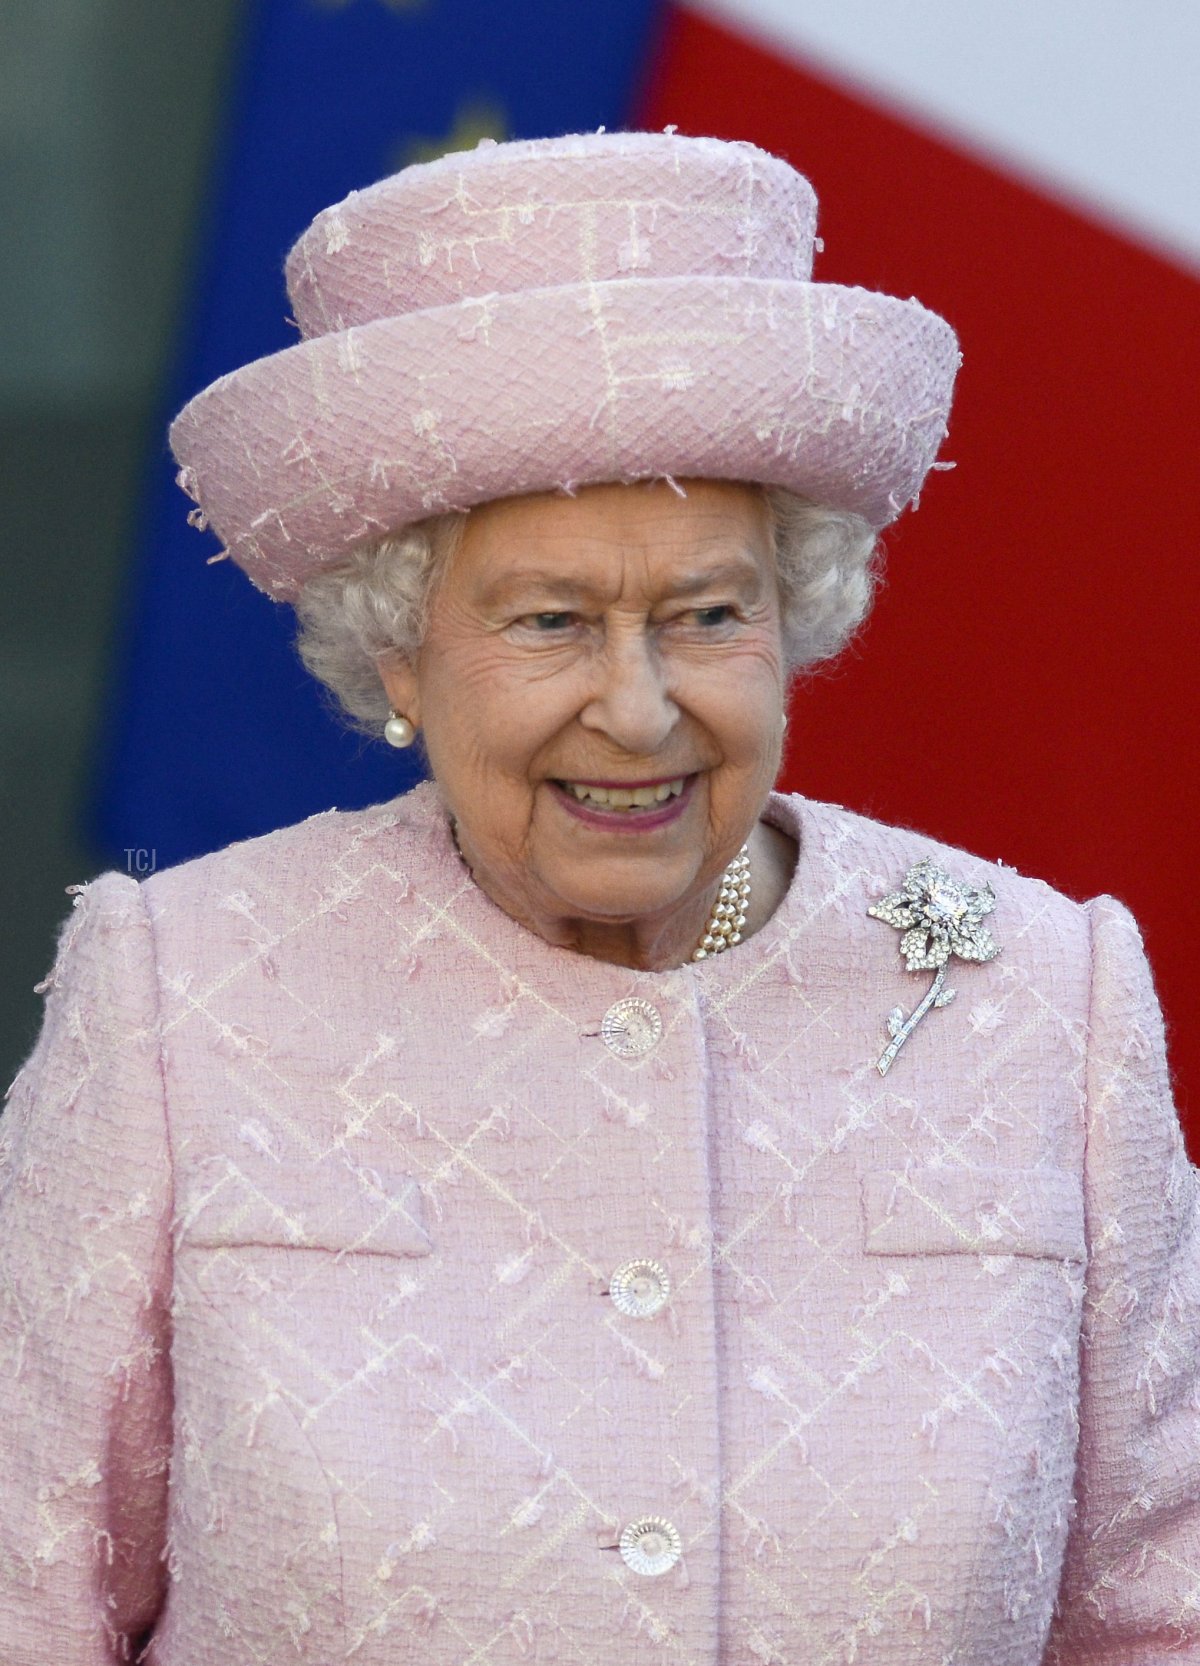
[[578, 633, 679, 755]]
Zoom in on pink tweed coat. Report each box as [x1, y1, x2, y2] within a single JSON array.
[[3, 782, 1198, 1666]]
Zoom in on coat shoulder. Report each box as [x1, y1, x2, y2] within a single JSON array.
[[779, 791, 1094, 956], [137, 781, 446, 919]]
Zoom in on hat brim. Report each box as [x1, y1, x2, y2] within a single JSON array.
[[170, 277, 958, 602]]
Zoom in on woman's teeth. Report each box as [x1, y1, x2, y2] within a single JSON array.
[[562, 778, 687, 810]]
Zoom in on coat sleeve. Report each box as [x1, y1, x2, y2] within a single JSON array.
[[0, 873, 174, 1665], [1045, 894, 1200, 1661]]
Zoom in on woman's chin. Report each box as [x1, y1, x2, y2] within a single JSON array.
[[538, 866, 698, 934]]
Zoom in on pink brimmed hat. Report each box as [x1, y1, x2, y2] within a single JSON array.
[[169, 130, 960, 603]]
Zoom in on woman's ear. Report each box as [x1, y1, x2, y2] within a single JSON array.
[[376, 651, 422, 728]]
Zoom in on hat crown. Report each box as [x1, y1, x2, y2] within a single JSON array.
[[285, 130, 818, 339]]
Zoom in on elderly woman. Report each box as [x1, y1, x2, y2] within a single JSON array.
[[2, 131, 1197, 1666]]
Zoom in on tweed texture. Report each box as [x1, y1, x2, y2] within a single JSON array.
[[167, 132, 960, 601], [2, 784, 1197, 1665]]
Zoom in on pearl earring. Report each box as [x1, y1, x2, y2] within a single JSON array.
[[383, 710, 416, 748]]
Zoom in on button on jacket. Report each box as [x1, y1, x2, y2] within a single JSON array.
[[2, 784, 1198, 1665]]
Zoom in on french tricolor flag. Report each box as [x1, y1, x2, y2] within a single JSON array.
[[91, 0, 1199, 1129]]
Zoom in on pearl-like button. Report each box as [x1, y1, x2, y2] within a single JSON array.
[[619, 1516, 682, 1576], [609, 1258, 671, 1318], [600, 998, 662, 1058]]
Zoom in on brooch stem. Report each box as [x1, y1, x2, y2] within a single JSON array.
[[877, 965, 949, 1075]]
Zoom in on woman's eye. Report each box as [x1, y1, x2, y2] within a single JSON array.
[[693, 605, 735, 628], [524, 612, 575, 631]]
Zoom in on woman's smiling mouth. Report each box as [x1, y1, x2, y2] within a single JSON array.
[[549, 775, 696, 827], [557, 777, 687, 809]]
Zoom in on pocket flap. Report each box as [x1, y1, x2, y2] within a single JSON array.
[[180, 1158, 432, 1258], [861, 1164, 1085, 1261]]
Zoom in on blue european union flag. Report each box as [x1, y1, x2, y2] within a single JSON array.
[[89, 0, 663, 870]]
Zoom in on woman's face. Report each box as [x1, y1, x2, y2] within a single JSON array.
[[379, 479, 787, 962]]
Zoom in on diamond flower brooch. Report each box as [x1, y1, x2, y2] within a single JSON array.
[[867, 859, 1001, 1075]]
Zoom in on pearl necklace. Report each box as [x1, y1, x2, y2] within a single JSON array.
[[692, 846, 751, 960]]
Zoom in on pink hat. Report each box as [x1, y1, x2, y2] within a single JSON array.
[[169, 130, 960, 603]]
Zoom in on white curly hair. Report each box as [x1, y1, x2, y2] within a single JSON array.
[[293, 485, 881, 735]]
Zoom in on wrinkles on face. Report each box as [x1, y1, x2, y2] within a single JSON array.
[[380, 479, 789, 969]]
